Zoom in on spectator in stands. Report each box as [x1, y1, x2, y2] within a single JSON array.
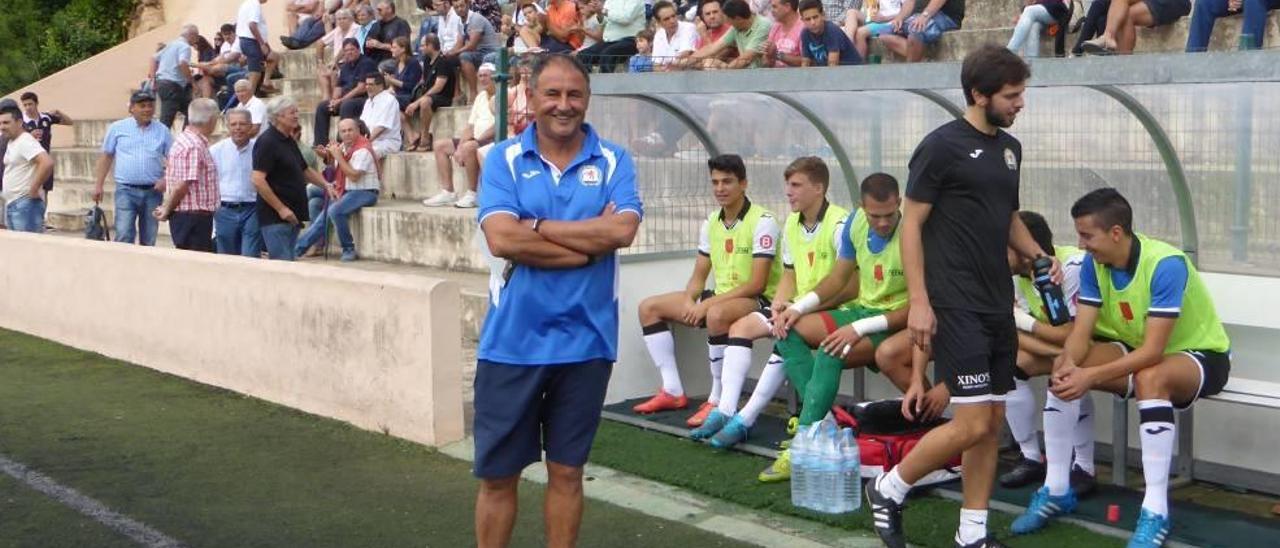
[[422, 63, 497, 209], [317, 9, 359, 93], [233, 80, 268, 135], [285, 0, 322, 36], [1187, 0, 1280, 51], [19, 92, 71, 197], [237, 0, 273, 94], [577, 0, 647, 72], [406, 34, 459, 151], [1071, 0, 1110, 56], [687, 0, 773, 69], [877, 0, 964, 63], [541, 0, 583, 53], [514, 0, 547, 27], [847, 0, 904, 59], [295, 118, 382, 262], [191, 35, 221, 99], [1082, 0, 1189, 54], [799, 0, 862, 65], [513, 6, 547, 53], [314, 39, 377, 147], [384, 37, 423, 137], [453, 0, 505, 100], [366, 0, 413, 63], [766, 0, 806, 66], [354, 4, 378, 52], [651, 0, 698, 68], [254, 97, 330, 261], [691, 0, 738, 64], [473, 54, 641, 548], [438, 0, 466, 52], [473, 0, 505, 28], [629, 29, 657, 72], [93, 91, 172, 246], [417, 0, 445, 45], [578, 0, 607, 51], [0, 105, 53, 234], [1008, 0, 1070, 57], [153, 24, 200, 128], [154, 99, 220, 252], [282, 0, 328, 49], [360, 73, 403, 157], [211, 109, 262, 257]]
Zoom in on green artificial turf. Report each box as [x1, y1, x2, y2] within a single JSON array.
[[0, 328, 747, 548]]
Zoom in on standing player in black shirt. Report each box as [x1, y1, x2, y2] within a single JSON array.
[[864, 44, 1060, 548]]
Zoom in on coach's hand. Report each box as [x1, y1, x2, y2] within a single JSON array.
[[820, 325, 861, 359], [907, 302, 936, 355], [771, 308, 801, 339]]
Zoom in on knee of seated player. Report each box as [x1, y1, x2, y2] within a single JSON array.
[[873, 333, 911, 371], [727, 314, 766, 339], [704, 304, 738, 333], [1132, 364, 1173, 400]]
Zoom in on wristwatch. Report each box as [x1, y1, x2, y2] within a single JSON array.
[[531, 218, 543, 233]]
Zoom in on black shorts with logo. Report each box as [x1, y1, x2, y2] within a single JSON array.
[[933, 307, 1017, 404], [696, 289, 773, 326], [1105, 339, 1232, 409]]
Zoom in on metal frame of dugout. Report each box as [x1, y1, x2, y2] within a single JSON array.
[[493, 50, 1280, 495]]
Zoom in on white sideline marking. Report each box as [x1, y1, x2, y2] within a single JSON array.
[[0, 453, 184, 548]]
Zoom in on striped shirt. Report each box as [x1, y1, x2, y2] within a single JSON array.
[[101, 117, 172, 187], [166, 128, 219, 212]]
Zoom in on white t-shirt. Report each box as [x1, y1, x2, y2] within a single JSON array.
[[243, 96, 268, 133], [2, 133, 46, 201], [344, 148, 381, 191], [439, 10, 464, 51], [469, 89, 496, 137], [360, 90, 403, 151], [652, 21, 698, 64], [872, 0, 904, 20], [237, 0, 269, 40], [696, 212, 780, 257]]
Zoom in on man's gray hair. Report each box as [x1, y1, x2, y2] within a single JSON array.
[[234, 79, 252, 91], [226, 108, 253, 123], [187, 98, 219, 125], [181, 24, 199, 37], [357, 4, 376, 17], [335, 7, 354, 19], [267, 96, 298, 123]]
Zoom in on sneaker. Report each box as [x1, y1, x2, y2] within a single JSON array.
[[866, 478, 907, 548], [785, 415, 799, 436], [690, 409, 730, 440], [757, 449, 791, 483], [340, 249, 357, 262], [999, 458, 1046, 488], [686, 401, 716, 427], [422, 191, 457, 207], [709, 415, 749, 448], [454, 190, 477, 208], [632, 391, 688, 414], [1127, 508, 1171, 548], [955, 535, 1008, 548], [1011, 486, 1077, 535], [1070, 465, 1098, 499]]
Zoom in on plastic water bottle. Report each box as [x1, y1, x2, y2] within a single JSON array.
[[803, 424, 822, 510], [840, 428, 861, 512], [819, 427, 842, 513], [790, 426, 809, 509]]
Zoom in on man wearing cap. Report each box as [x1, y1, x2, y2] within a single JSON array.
[[93, 91, 173, 246]]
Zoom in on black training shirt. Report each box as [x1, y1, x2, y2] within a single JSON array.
[[905, 118, 1022, 314], [253, 125, 310, 226]]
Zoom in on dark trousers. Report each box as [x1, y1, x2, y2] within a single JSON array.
[[293, 17, 327, 47], [1186, 0, 1280, 51], [1072, 0, 1110, 54], [577, 38, 637, 73], [313, 97, 367, 146], [170, 211, 214, 252], [158, 80, 192, 129]]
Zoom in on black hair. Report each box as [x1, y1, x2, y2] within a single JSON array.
[[859, 172, 899, 202], [707, 154, 747, 181], [1070, 187, 1134, 235], [20, 92, 38, 103], [699, 0, 723, 15], [421, 33, 441, 50], [365, 72, 386, 87], [722, 0, 751, 19], [960, 44, 1030, 106], [1018, 211, 1055, 256], [798, 0, 823, 13], [529, 53, 590, 90], [779, 0, 798, 11], [342, 38, 362, 50], [653, 0, 677, 17], [0, 106, 22, 122], [220, 23, 236, 34]]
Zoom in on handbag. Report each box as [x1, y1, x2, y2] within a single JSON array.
[[84, 205, 110, 241]]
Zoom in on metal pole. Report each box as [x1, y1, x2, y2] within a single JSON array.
[[496, 49, 510, 142], [1231, 83, 1253, 262]]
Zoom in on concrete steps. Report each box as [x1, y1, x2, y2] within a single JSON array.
[[344, 199, 489, 273]]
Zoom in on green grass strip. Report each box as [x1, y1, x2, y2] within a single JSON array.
[[591, 421, 1125, 547]]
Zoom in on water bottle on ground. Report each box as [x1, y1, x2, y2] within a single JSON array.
[[840, 428, 861, 512], [819, 427, 842, 512], [790, 425, 809, 508]]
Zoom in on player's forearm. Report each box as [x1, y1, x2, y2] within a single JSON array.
[[503, 241, 591, 268], [538, 213, 639, 255], [773, 272, 796, 305], [1009, 213, 1044, 260], [901, 216, 929, 305], [162, 181, 191, 214], [1031, 321, 1073, 346]]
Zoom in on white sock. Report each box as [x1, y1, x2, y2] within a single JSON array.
[[1006, 379, 1043, 462], [642, 327, 683, 396], [1043, 392, 1080, 496], [877, 467, 912, 504], [738, 353, 785, 427], [1073, 394, 1096, 475], [707, 336, 726, 404], [718, 339, 754, 416], [956, 508, 988, 545], [1138, 399, 1175, 516]]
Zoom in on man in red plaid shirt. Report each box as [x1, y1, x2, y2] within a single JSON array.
[[155, 98, 221, 251]]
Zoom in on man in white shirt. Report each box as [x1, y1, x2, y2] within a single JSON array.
[[438, 0, 465, 51], [651, 0, 698, 68], [0, 106, 53, 233], [210, 109, 262, 257], [233, 80, 268, 135], [359, 73, 403, 158], [237, 0, 272, 93], [422, 63, 495, 209]]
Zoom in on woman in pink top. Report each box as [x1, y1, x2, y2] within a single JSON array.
[[764, 0, 805, 67]]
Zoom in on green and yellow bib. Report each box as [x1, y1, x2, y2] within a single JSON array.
[[849, 209, 908, 311], [1093, 234, 1229, 353], [707, 202, 781, 299], [784, 202, 850, 297], [1016, 245, 1083, 323]]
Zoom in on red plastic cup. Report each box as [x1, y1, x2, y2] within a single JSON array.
[[1107, 504, 1121, 523]]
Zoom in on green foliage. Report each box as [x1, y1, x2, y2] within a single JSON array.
[[0, 0, 135, 95]]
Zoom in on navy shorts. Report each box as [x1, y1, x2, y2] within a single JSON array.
[[473, 359, 613, 479], [933, 307, 1017, 404], [239, 37, 265, 73]]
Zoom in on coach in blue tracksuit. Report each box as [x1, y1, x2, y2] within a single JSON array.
[[473, 53, 643, 547]]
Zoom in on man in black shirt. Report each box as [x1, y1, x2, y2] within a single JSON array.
[[253, 96, 329, 260], [864, 44, 1058, 548], [19, 92, 72, 193], [404, 33, 459, 151], [364, 0, 413, 63], [315, 38, 378, 146]]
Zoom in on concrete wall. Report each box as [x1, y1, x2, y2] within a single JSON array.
[[0, 232, 464, 447]]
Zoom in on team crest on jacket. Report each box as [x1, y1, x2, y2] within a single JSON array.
[[580, 165, 602, 186], [1004, 148, 1017, 170]]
